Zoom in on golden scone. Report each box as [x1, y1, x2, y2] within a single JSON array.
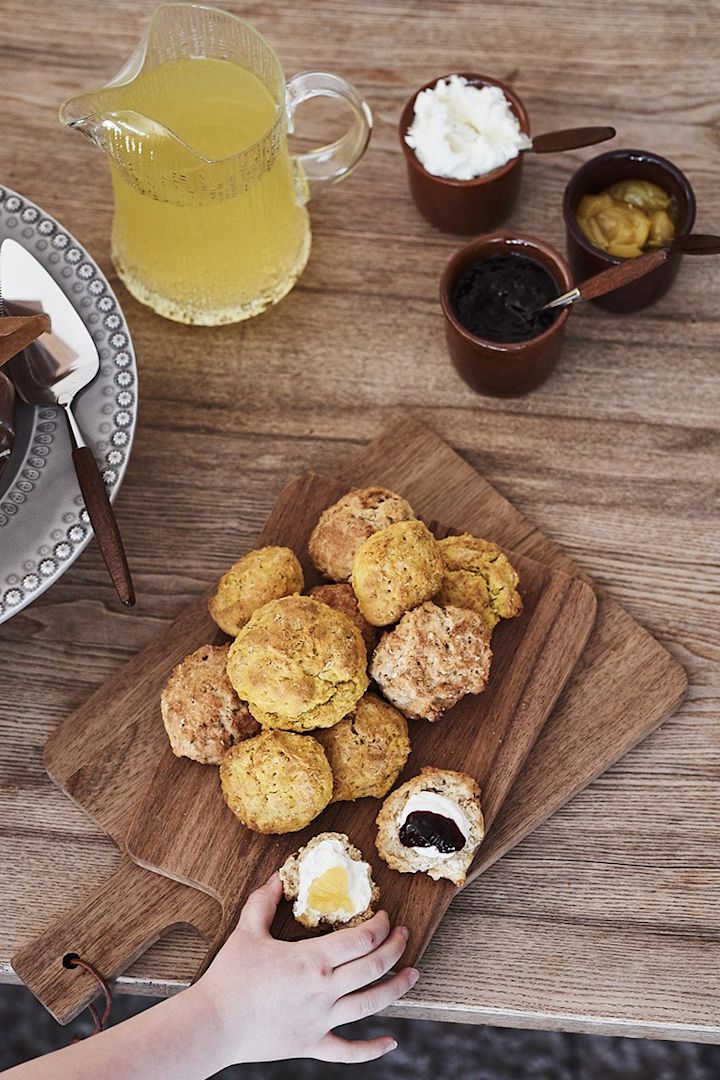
[[208, 546, 304, 637], [310, 583, 380, 656], [370, 601, 492, 721], [279, 832, 379, 928], [435, 534, 522, 631], [351, 520, 444, 627], [220, 730, 332, 834], [161, 644, 259, 765], [375, 767, 484, 885], [315, 692, 410, 803], [308, 487, 415, 582], [226, 595, 368, 731]]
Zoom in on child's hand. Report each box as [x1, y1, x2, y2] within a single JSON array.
[[193, 873, 418, 1066]]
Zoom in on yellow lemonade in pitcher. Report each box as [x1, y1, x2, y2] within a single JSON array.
[[108, 57, 310, 324]]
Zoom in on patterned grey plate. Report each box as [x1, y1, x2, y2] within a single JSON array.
[[0, 185, 138, 622]]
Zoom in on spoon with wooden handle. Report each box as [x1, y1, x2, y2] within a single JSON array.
[[528, 126, 616, 154], [658, 233, 720, 254], [0, 313, 51, 367], [540, 248, 670, 311]]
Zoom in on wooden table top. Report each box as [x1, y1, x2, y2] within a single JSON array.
[[1, 0, 718, 1043]]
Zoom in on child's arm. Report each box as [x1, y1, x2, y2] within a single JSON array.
[[4, 874, 418, 1078]]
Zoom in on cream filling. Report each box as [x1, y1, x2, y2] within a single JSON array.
[[405, 75, 532, 180], [295, 838, 372, 920], [398, 791, 471, 860]]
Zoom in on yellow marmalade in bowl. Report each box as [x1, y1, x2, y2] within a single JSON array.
[[577, 179, 676, 258]]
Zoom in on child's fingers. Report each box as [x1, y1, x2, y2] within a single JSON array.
[[314, 910, 391, 968], [237, 872, 283, 934], [330, 967, 419, 1027], [330, 925, 409, 998], [314, 1032, 398, 1063]]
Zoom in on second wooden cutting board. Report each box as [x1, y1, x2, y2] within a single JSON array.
[[124, 471, 596, 964]]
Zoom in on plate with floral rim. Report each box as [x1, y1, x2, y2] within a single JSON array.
[[0, 185, 138, 622]]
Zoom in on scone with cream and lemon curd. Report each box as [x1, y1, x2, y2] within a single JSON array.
[[208, 546, 304, 637], [315, 692, 410, 803], [161, 644, 259, 765], [309, 487, 415, 582], [435, 534, 522, 632], [370, 601, 492, 721], [375, 768, 484, 885], [227, 595, 368, 731], [280, 832, 379, 929], [220, 730, 332, 834], [352, 519, 444, 626]]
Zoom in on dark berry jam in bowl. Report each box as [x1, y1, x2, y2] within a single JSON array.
[[440, 232, 574, 397]]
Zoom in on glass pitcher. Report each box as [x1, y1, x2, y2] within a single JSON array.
[[60, 3, 372, 325]]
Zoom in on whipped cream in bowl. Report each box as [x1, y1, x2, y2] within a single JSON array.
[[406, 75, 532, 181], [399, 72, 531, 234]]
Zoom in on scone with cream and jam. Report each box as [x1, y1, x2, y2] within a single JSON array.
[[435, 534, 522, 632], [314, 692, 410, 803], [161, 644, 259, 764], [352, 520, 444, 627], [309, 487, 415, 582], [226, 595, 368, 731], [208, 546, 304, 637], [280, 832, 379, 928], [375, 768, 484, 885], [220, 730, 332, 834], [370, 601, 492, 721]]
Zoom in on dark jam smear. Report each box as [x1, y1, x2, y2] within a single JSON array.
[[453, 253, 559, 344], [399, 810, 466, 854]]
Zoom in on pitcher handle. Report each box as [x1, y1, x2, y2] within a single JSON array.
[[286, 71, 372, 186]]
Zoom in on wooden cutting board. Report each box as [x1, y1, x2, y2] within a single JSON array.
[[13, 421, 686, 1025], [123, 472, 594, 959], [11, 598, 225, 1023]]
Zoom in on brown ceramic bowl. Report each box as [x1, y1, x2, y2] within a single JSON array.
[[440, 234, 573, 398], [399, 73, 530, 234], [563, 149, 696, 313]]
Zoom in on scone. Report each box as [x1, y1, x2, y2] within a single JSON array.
[[279, 832, 379, 928], [375, 767, 484, 885], [315, 692, 410, 802], [161, 644, 259, 764], [435, 534, 522, 631], [208, 546, 304, 637], [310, 583, 380, 656], [370, 601, 492, 721], [351, 520, 444, 626], [309, 487, 415, 582], [226, 595, 368, 731], [220, 730, 332, 833]]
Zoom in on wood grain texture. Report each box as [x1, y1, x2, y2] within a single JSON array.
[[0, 0, 718, 1041]]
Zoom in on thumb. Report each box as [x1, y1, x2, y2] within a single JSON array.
[[237, 872, 283, 935]]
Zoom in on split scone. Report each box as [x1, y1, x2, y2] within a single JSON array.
[[351, 520, 444, 626], [161, 644, 259, 764], [309, 486, 415, 582], [435, 534, 522, 632], [208, 546, 304, 637], [220, 730, 332, 833], [309, 583, 380, 657], [375, 768, 484, 885], [370, 601, 492, 721], [314, 692, 410, 803], [226, 595, 368, 731], [280, 832, 379, 928]]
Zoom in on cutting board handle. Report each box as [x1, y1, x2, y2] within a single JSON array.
[[11, 858, 222, 1025]]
